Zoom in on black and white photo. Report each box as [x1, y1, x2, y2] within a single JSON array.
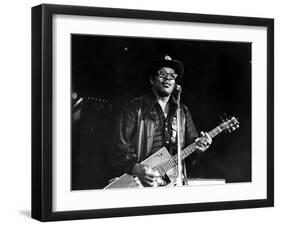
[[71, 35, 249, 190]]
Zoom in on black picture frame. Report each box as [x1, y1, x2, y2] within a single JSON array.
[[32, 3, 274, 222]]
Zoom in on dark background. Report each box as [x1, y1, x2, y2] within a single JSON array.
[[71, 34, 251, 190]]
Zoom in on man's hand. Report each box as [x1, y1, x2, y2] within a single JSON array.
[[132, 163, 161, 187], [195, 131, 212, 152]]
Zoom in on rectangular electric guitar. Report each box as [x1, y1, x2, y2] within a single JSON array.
[[104, 116, 239, 189]]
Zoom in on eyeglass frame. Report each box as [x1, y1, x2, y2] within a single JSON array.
[[157, 69, 178, 81]]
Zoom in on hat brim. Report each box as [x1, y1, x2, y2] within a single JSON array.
[[149, 59, 184, 81]]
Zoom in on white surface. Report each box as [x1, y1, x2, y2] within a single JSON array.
[[53, 14, 267, 211], [0, 0, 279, 226]]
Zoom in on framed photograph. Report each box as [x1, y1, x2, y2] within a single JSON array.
[[32, 4, 274, 221]]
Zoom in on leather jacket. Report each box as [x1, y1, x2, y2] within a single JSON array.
[[110, 92, 199, 176]]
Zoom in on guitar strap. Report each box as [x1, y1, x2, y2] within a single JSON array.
[[136, 102, 144, 162]]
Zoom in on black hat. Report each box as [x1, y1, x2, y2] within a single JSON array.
[[147, 54, 184, 81]]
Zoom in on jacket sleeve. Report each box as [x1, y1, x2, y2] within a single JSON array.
[[182, 105, 202, 172], [183, 105, 198, 143], [110, 102, 139, 175]]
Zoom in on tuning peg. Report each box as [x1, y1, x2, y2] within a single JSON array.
[[234, 116, 239, 123], [220, 113, 228, 122]]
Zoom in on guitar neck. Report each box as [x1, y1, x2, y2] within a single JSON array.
[[154, 124, 225, 176], [178, 124, 224, 161]]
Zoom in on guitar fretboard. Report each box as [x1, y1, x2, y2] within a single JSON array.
[[153, 124, 225, 176]]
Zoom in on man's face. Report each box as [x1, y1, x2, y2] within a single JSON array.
[[151, 67, 177, 97]]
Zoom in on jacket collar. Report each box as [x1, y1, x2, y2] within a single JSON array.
[[141, 91, 177, 118]]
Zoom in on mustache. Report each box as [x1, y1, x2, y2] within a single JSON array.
[[161, 81, 172, 85]]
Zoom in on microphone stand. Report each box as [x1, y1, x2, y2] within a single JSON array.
[[175, 85, 183, 186]]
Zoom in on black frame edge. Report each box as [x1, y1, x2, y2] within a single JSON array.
[[44, 199, 272, 222], [41, 3, 273, 26], [41, 3, 54, 221], [266, 19, 274, 207], [31, 5, 43, 221], [31, 4, 54, 221]]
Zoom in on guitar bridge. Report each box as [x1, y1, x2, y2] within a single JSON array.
[[158, 174, 171, 186]]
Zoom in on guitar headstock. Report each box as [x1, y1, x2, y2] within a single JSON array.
[[220, 115, 240, 133]]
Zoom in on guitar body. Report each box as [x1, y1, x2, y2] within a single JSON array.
[[104, 147, 178, 189], [141, 147, 178, 186]]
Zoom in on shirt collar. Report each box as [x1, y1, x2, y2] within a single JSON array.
[[142, 91, 177, 117]]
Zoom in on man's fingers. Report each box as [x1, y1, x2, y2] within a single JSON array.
[[200, 131, 212, 145], [144, 167, 159, 177], [195, 131, 212, 152], [205, 133, 212, 144], [143, 175, 155, 183], [205, 132, 211, 139], [143, 180, 154, 187], [196, 138, 207, 147], [196, 146, 205, 152], [142, 176, 158, 187]]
